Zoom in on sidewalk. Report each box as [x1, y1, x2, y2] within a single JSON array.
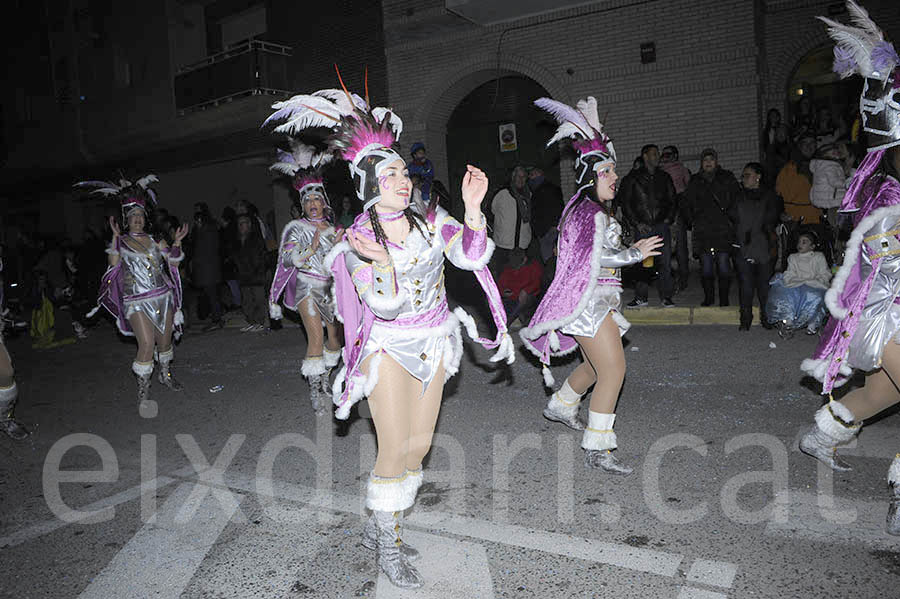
[[621, 279, 761, 326]]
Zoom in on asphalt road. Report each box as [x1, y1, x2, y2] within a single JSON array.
[[1, 317, 898, 599]]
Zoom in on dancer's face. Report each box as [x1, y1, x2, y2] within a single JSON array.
[[375, 158, 411, 212], [304, 194, 325, 219], [594, 162, 618, 202], [127, 209, 146, 233]]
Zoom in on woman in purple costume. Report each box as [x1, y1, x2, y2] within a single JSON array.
[[521, 97, 662, 475], [80, 175, 188, 410], [263, 73, 513, 588], [268, 140, 342, 414], [798, 1, 900, 536]]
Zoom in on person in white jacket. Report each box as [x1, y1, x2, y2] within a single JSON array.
[[766, 232, 831, 336], [810, 143, 850, 224]]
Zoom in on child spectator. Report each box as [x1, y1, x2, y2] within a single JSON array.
[[766, 232, 831, 338], [498, 249, 543, 328]]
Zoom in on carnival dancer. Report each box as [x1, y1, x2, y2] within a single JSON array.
[[521, 97, 663, 475], [798, 1, 900, 536], [0, 257, 29, 439], [79, 176, 188, 408], [268, 140, 342, 414], [264, 72, 514, 588]]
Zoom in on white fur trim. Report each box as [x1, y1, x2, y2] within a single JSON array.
[[825, 203, 900, 319], [407, 467, 424, 494], [489, 332, 515, 364], [362, 286, 408, 315], [132, 361, 153, 376], [324, 240, 351, 272], [547, 392, 580, 418], [156, 347, 174, 363], [582, 412, 618, 450], [166, 250, 185, 264], [441, 328, 465, 380], [800, 357, 853, 388], [269, 303, 283, 320], [324, 347, 341, 368], [453, 306, 480, 340], [290, 246, 305, 269], [301, 356, 327, 377], [366, 472, 417, 512], [173, 309, 184, 327], [548, 330, 561, 351], [889, 456, 900, 486], [520, 210, 639, 358], [86, 306, 101, 319], [558, 379, 583, 404], [335, 352, 383, 420], [105, 246, 119, 255], [814, 401, 860, 443], [0, 382, 18, 408], [448, 237, 495, 271], [542, 366, 556, 387]]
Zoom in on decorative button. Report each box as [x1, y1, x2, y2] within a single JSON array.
[[420, 353, 427, 360], [842, 331, 850, 338], [377, 290, 384, 295], [376, 276, 383, 283]]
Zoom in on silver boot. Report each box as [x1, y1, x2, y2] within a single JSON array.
[[308, 374, 327, 415], [542, 392, 584, 431], [0, 383, 30, 440], [888, 484, 900, 537], [373, 510, 423, 589], [133, 361, 153, 406], [156, 349, 183, 391], [361, 513, 420, 560], [799, 402, 859, 472], [584, 449, 634, 476]]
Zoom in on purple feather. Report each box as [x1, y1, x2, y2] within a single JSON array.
[[871, 42, 899, 72], [534, 98, 590, 134], [275, 149, 296, 164], [833, 46, 857, 76]]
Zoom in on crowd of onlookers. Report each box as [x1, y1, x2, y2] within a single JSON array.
[[0, 99, 864, 343]]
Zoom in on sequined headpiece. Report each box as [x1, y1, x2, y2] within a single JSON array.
[[74, 174, 158, 219], [820, 1, 900, 151], [534, 96, 616, 185], [262, 68, 404, 211]]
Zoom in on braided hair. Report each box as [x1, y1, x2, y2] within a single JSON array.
[[366, 205, 430, 257]]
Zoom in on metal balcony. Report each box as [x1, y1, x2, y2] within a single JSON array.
[[174, 39, 293, 115]]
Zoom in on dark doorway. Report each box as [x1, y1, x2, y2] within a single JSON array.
[[446, 75, 560, 219]]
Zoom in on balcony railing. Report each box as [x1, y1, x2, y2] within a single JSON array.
[[174, 40, 293, 115]]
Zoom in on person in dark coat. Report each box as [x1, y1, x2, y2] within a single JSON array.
[[232, 215, 268, 330], [619, 144, 677, 307], [684, 148, 740, 306], [527, 167, 564, 264], [190, 202, 223, 330], [732, 162, 778, 330]]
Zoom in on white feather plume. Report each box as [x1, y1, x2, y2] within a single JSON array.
[[576, 97, 601, 133], [846, 1, 882, 40], [265, 94, 352, 135], [372, 107, 403, 139], [135, 174, 158, 189], [312, 89, 367, 114]]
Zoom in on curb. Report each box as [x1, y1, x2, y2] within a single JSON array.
[[626, 306, 761, 326]]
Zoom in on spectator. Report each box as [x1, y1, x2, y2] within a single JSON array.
[[810, 142, 849, 229], [660, 145, 691, 291], [527, 167, 563, 264], [337, 194, 356, 229], [684, 148, 740, 306], [620, 144, 677, 307], [191, 202, 224, 331], [791, 96, 815, 142], [406, 142, 435, 203], [236, 199, 273, 242], [766, 231, 831, 338], [814, 105, 844, 147], [409, 173, 428, 214], [762, 108, 791, 182], [232, 214, 268, 332], [490, 165, 533, 275], [733, 162, 778, 330], [776, 135, 820, 226], [221, 206, 241, 311], [497, 249, 543, 328]]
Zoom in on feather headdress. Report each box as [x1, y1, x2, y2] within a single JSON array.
[[269, 138, 334, 197], [535, 96, 616, 184], [263, 67, 404, 211], [818, 1, 900, 152], [74, 174, 159, 216]]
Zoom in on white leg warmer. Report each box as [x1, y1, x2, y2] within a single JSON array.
[[407, 467, 423, 495], [581, 412, 618, 451], [324, 347, 341, 368], [366, 472, 418, 513], [0, 382, 18, 414], [814, 400, 860, 443], [889, 454, 900, 487], [132, 361, 154, 376], [157, 347, 174, 365], [301, 356, 327, 378]]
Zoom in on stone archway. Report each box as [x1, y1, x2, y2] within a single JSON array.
[[406, 53, 570, 187]]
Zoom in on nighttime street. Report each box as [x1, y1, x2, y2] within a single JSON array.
[[1, 318, 898, 598]]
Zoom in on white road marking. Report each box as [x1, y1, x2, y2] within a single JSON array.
[[0, 476, 174, 549], [376, 530, 494, 598], [686, 559, 737, 588], [765, 490, 900, 551], [77, 481, 244, 599]]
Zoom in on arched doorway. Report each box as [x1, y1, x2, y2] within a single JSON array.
[[785, 44, 861, 144], [445, 75, 560, 218]]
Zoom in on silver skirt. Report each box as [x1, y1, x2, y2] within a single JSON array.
[[560, 285, 630, 338], [124, 291, 174, 336], [295, 275, 335, 324]]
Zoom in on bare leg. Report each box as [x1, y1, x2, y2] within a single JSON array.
[[840, 342, 900, 420], [405, 362, 445, 471], [542, 350, 594, 430], [575, 316, 631, 475], [298, 297, 325, 358], [324, 320, 341, 353]]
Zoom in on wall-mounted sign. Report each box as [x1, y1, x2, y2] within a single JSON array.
[[641, 42, 656, 64], [499, 123, 517, 152]]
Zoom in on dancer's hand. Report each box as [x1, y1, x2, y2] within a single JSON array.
[[632, 235, 664, 259], [109, 216, 121, 238], [310, 229, 321, 253], [461, 164, 488, 215], [334, 228, 346, 243], [346, 229, 390, 267], [173, 223, 189, 244]]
